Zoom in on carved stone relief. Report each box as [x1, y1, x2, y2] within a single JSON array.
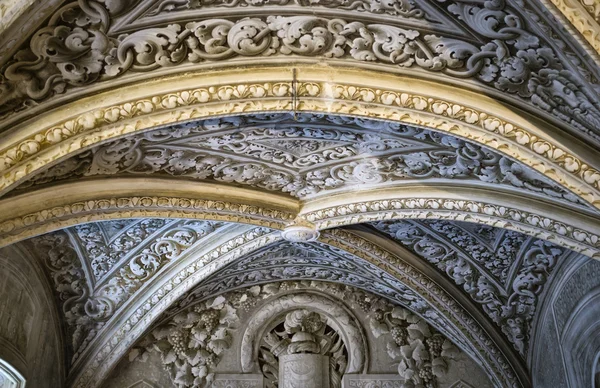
[[143, 0, 429, 19], [72, 219, 170, 281], [259, 310, 341, 388], [169, 240, 468, 351], [15, 113, 586, 211], [25, 219, 226, 363], [1, 0, 599, 145], [132, 281, 469, 388], [372, 220, 568, 355]]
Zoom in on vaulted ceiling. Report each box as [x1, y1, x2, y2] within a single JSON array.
[[0, 1, 599, 388]]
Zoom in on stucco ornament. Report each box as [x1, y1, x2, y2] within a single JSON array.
[[372, 220, 567, 355], [17, 113, 585, 208], [0, 0, 599, 142]]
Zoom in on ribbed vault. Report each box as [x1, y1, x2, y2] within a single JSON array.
[[0, 1, 599, 388]]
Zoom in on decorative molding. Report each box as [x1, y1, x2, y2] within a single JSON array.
[[144, 0, 427, 18], [1, 0, 599, 145], [72, 219, 170, 281], [1, 77, 600, 213], [342, 375, 404, 388], [367, 303, 460, 387], [239, 293, 366, 376], [302, 197, 600, 259], [171, 240, 441, 325], [317, 229, 523, 388], [65, 225, 525, 388], [211, 374, 263, 388], [71, 227, 280, 388], [137, 281, 463, 388], [0, 194, 294, 246], [547, 0, 600, 55]]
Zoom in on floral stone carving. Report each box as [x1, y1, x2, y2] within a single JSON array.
[[27, 220, 224, 362], [1, 0, 599, 143], [18, 113, 585, 209], [145, 0, 428, 18], [369, 305, 460, 388], [372, 220, 567, 355], [133, 281, 463, 388], [131, 295, 240, 387], [72, 219, 170, 281]]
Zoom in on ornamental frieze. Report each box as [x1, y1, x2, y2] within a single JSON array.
[[1, 0, 599, 145]]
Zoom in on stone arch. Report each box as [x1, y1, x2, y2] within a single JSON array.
[[1, 67, 599, 210], [1, 178, 598, 259], [239, 291, 368, 374], [66, 224, 527, 388]]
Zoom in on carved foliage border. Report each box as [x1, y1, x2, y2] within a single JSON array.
[[317, 229, 521, 388], [0, 196, 295, 246], [0, 80, 599, 210], [302, 198, 600, 258], [1, 193, 598, 257], [547, 0, 600, 54]]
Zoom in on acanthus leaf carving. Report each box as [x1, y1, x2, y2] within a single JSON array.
[[146, 0, 427, 18], [73, 219, 170, 280], [28, 219, 224, 363], [17, 113, 586, 209]]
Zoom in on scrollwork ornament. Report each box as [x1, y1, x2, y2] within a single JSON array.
[[372, 220, 567, 354], [1, 3, 600, 143], [18, 113, 585, 208]]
